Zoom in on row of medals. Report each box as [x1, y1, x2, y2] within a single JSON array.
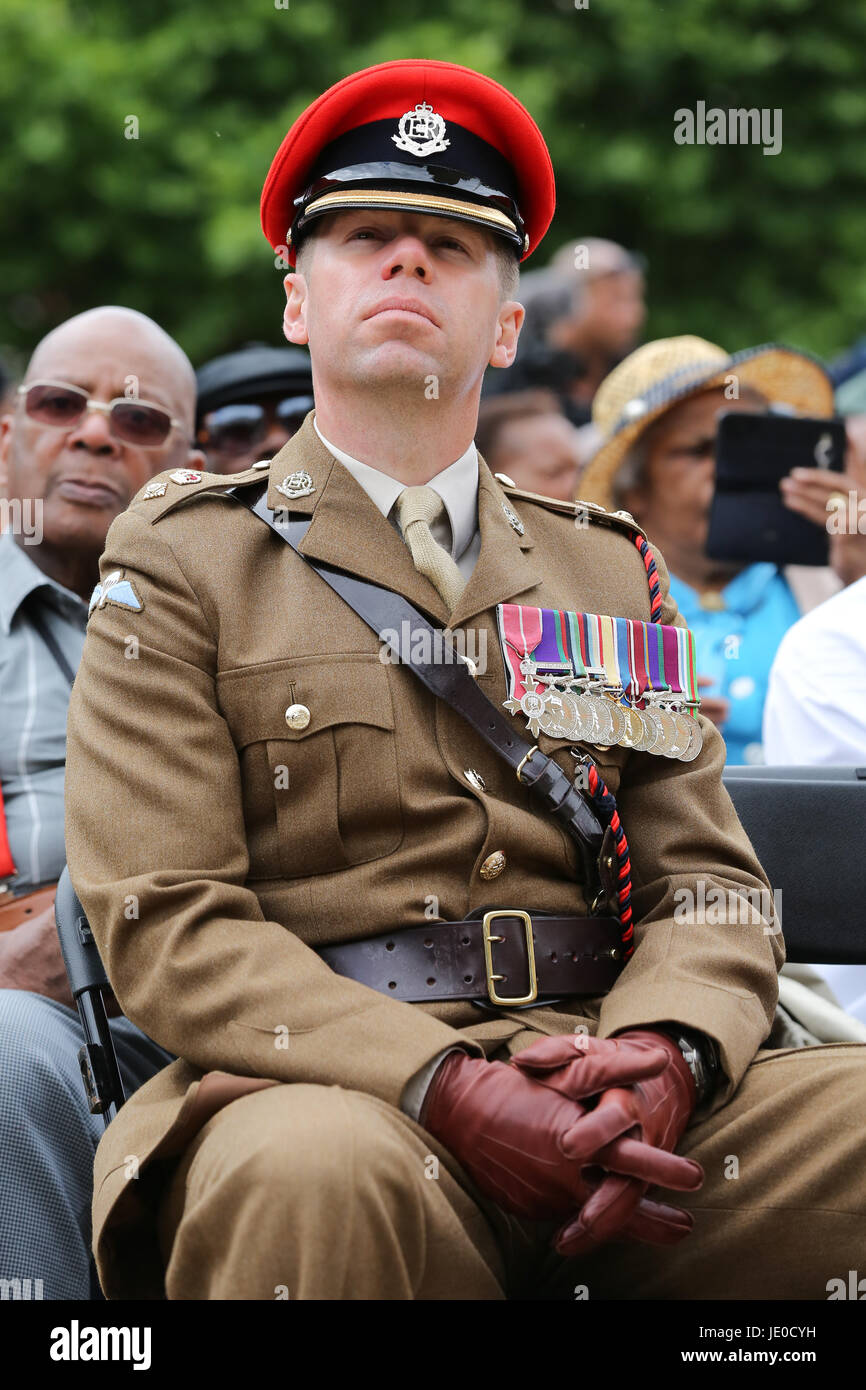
[[508, 660, 703, 762]]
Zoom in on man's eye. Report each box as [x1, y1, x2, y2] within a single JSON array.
[[350, 228, 381, 240], [438, 238, 467, 253]]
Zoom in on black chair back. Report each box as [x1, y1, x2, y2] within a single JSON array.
[[55, 866, 125, 1125], [723, 766, 866, 963]]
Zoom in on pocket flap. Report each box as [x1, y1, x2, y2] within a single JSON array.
[[217, 656, 395, 747]]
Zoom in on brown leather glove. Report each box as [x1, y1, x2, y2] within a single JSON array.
[[512, 1030, 703, 1255], [419, 1040, 694, 1243]]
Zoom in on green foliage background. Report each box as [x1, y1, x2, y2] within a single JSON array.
[[1, 0, 865, 375]]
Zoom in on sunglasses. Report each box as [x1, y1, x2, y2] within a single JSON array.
[[198, 396, 314, 456], [18, 380, 186, 449]]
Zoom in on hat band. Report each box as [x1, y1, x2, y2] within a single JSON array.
[[293, 187, 524, 245], [305, 117, 520, 202]]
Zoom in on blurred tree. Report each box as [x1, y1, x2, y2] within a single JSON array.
[[1, 0, 865, 372]]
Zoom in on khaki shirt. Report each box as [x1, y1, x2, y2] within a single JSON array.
[[64, 412, 781, 1295], [312, 414, 482, 577]]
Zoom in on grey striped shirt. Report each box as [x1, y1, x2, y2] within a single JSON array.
[[0, 530, 88, 894]]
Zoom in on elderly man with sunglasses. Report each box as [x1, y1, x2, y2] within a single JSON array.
[[0, 304, 204, 1298]]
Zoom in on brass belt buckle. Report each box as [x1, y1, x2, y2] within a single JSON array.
[[482, 910, 538, 1006]]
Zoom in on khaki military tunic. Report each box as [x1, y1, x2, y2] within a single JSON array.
[[64, 413, 866, 1300]]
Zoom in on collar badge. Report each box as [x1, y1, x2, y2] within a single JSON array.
[[502, 500, 525, 535], [276, 469, 316, 500]]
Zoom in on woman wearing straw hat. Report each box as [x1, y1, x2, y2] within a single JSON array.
[[578, 336, 863, 764], [579, 334, 866, 1058]]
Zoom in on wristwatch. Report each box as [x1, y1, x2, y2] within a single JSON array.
[[658, 1025, 722, 1107]]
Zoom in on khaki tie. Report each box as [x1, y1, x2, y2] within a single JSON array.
[[395, 486, 466, 612]]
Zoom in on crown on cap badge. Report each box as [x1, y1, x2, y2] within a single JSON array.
[[392, 101, 450, 158]]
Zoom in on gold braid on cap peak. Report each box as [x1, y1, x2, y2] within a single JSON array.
[[296, 188, 522, 242]]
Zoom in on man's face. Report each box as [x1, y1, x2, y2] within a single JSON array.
[[492, 412, 583, 502], [579, 269, 646, 360], [0, 317, 201, 555], [623, 386, 764, 555], [198, 392, 310, 474], [282, 209, 523, 396]]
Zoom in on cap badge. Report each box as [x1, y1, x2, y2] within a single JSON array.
[[392, 101, 450, 158], [502, 501, 525, 535], [276, 469, 316, 500]]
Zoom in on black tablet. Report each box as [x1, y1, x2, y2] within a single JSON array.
[[706, 411, 846, 567]]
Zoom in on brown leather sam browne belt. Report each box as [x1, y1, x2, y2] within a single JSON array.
[[318, 910, 623, 1006]]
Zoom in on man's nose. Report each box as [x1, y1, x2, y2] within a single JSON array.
[[67, 405, 120, 454], [382, 235, 433, 281]]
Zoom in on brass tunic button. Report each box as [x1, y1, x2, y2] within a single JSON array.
[[479, 851, 506, 880], [285, 703, 311, 731]]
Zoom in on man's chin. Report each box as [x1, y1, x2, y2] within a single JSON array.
[[43, 499, 123, 549], [350, 342, 442, 388]]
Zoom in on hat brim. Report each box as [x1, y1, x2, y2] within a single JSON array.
[[581, 345, 836, 509], [298, 187, 524, 250]]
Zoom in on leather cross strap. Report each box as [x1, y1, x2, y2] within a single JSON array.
[[229, 481, 613, 909], [318, 910, 623, 1004]]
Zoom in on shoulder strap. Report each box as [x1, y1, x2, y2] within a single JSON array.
[[27, 599, 76, 686], [229, 481, 613, 909]]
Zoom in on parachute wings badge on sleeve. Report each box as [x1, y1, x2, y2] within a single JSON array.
[[88, 570, 144, 618]]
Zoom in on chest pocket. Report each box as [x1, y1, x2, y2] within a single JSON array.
[[217, 656, 403, 880]]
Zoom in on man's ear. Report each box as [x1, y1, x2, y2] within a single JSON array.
[[489, 300, 525, 370], [183, 447, 208, 472], [283, 272, 310, 346]]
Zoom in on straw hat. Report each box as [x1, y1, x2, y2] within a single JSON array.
[[580, 336, 834, 510]]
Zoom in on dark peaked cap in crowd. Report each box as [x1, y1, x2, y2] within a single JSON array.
[[195, 345, 313, 424]]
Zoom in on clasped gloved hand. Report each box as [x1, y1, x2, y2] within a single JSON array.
[[420, 1031, 703, 1256], [511, 1030, 703, 1254]]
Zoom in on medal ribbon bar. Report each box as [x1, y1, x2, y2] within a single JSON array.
[[497, 603, 703, 762]]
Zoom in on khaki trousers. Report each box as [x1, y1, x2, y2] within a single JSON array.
[[157, 1042, 866, 1300]]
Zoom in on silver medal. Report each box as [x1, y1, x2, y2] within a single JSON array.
[[678, 717, 704, 762]]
